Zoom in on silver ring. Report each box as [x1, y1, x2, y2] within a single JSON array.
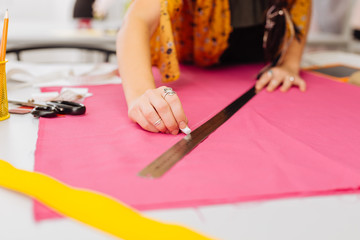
[[267, 70, 273, 77], [154, 119, 162, 126], [162, 87, 176, 99], [289, 76, 295, 82]]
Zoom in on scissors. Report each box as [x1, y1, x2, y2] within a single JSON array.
[[8, 100, 86, 118]]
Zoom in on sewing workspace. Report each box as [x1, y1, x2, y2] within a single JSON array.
[[1, 0, 360, 239]]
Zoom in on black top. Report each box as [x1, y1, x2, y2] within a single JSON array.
[[220, 0, 270, 64], [229, 0, 269, 28]]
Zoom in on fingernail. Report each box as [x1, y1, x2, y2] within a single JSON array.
[[179, 121, 187, 129], [179, 121, 191, 134], [180, 126, 191, 135]]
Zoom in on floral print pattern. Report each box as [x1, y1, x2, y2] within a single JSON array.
[[149, 0, 310, 82]]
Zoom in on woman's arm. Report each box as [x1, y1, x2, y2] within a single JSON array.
[[256, 0, 312, 92], [117, 0, 160, 105], [116, 0, 189, 134]]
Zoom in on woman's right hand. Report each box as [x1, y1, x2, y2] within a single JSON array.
[[127, 86, 191, 135], [117, 0, 190, 135]]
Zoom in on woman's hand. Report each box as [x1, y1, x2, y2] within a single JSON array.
[[127, 86, 191, 135], [255, 65, 306, 92]]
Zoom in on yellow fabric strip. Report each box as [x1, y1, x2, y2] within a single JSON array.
[[0, 159, 213, 240]]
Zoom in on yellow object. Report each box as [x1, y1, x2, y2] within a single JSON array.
[[0, 60, 9, 121], [0, 159, 213, 240], [0, 10, 9, 61], [149, 0, 311, 83]]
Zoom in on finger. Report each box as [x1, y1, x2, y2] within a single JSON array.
[[256, 69, 273, 91], [152, 117, 167, 133], [146, 89, 179, 135], [286, 75, 306, 92], [280, 77, 293, 92], [266, 76, 282, 92], [158, 87, 191, 134], [133, 108, 159, 133], [139, 97, 168, 133], [295, 77, 306, 92]]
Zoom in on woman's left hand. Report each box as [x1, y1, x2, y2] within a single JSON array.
[[255, 65, 306, 92]]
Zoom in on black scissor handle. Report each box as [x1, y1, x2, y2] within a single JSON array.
[[48, 101, 86, 115], [31, 106, 58, 118]]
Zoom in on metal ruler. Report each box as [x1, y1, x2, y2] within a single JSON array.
[[138, 85, 257, 178]]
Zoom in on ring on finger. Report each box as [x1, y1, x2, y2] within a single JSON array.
[[162, 87, 176, 99], [154, 118, 162, 126], [267, 70, 273, 78], [288, 76, 295, 83]]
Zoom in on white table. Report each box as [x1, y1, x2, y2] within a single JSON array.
[[1, 51, 360, 240], [7, 21, 117, 50]]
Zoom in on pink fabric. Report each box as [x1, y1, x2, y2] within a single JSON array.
[[34, 64, 360, 221]]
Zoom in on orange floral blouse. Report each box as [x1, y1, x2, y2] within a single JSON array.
[[149, 0, 311, 82]]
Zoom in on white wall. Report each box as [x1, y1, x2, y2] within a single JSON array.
[[0, 0, 75, 23], [0, 0, 129, 63], [0, 0, 128, 24]]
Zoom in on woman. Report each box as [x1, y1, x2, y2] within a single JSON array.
[[116, 0, 311, 134]]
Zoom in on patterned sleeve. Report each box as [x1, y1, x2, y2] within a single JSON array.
[[290, 0, 311, 36], [150, 0, 183, 83]]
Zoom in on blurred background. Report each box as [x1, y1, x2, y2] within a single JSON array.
[[0, 0, 130, 63], [0, 0, 360, 64]]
